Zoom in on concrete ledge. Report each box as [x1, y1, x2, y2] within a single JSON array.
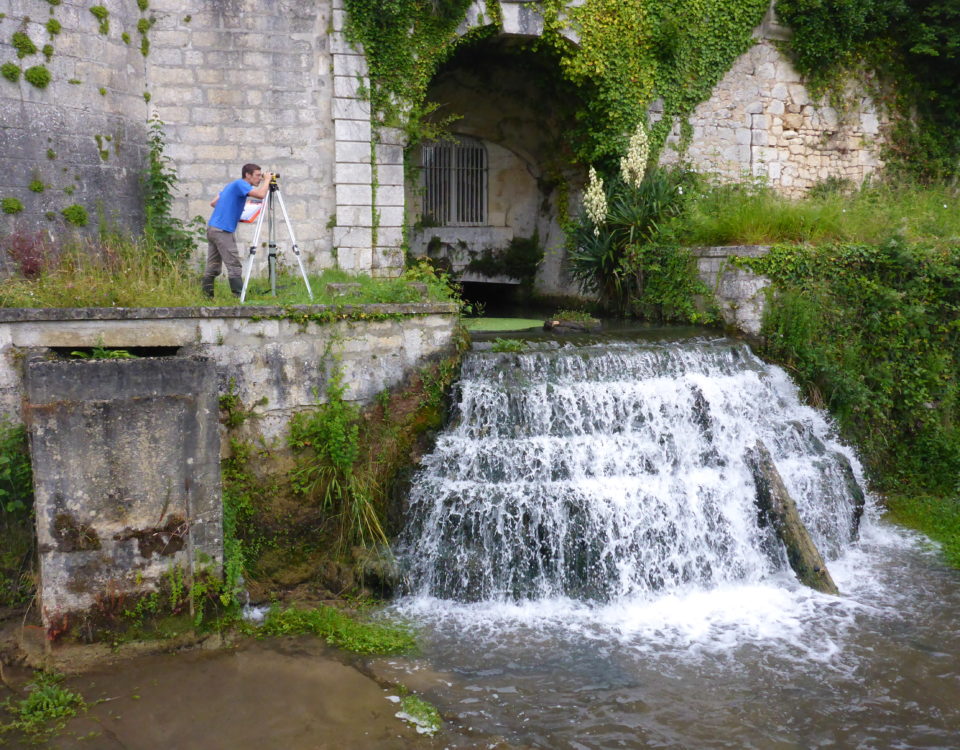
[[0, 301, 459, 323]]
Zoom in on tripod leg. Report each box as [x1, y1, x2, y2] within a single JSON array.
[[272, 188, 313, 300], [240, 197, 268, 302]]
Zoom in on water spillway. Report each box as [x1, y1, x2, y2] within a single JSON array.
[[387, 336, 960, 748], [397, 338, 864, 603]]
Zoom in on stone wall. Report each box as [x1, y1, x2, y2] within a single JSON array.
[[658, 13, 885, 194], [2, 0, 887, 285], [146, 0, 337, 275], [26, 356, 221, 629], [0, 302, 459, 443], [0, 0, 150, 235], [693, 245, 770, 337]]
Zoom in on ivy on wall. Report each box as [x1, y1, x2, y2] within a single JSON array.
[[344, 0, 769, 170]]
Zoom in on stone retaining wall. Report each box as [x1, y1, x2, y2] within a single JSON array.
[[693, 245, 770, 337], [0, 302, 459, 443]]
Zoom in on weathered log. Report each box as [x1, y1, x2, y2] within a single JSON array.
[[746, 439, 840, 595]]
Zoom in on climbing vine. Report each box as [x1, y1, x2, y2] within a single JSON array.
[[344, 0, 768, 168]]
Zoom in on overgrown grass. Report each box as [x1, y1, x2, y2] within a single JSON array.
[[0, 234, 456, 308], [885, 495, 960, 567], [256, 604, 416, 654], [666, 180, 960, 248]]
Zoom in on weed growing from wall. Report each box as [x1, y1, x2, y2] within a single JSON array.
[[1, 198, 23, 214], [142, 115, 203, 259], [89, 6, 109, 35], [1, 63, 20, 83], [61, 204, 88, 226], [11, 31, 37, 58], [24, 65, 51, 88]]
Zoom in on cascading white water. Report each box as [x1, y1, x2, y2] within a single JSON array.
[[397, 338, 867, 603]]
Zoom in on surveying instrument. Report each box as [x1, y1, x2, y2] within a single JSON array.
[[239, 173, 313, 303]]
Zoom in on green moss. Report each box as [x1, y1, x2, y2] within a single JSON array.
[[137, 0, 149, 10], [28, 180, 45, 193], [1, 62, 20, 83], [44, 211, 55, 220], [121, 31, 130, 44], [42, 43, 53, 60], [23, 65, 51, 89], [89, 5, 109, 35], [67, 77, 80, 84], [1, 197, 23, 214], [46, 18, 61, 36], [98, 86, 106, 96], [140, 36, 149, 57], [136, 17, 150, 34], [46, 149, 56, 160], [183, 14, 191, 23], [61, 203, 88, 226], [63, 185, 74, 195], [143, 91, 151, 103], [11, 31, 37, 59]]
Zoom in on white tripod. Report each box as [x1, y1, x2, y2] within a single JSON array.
[[239, 175, 313, 303]]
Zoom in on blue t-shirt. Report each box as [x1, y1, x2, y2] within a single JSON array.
[[209, 178, 253, 232]]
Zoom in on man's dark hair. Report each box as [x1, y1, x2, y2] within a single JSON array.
[[241, 163, 261, 178]]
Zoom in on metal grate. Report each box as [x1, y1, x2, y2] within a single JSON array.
[[420, 137, 487, 226]]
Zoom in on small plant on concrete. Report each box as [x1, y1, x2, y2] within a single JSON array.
[[1, 197, 23, 214], [1, 62, 19, 82], [28, 180, 45, 193], [491, 337, 524, 353], [61, 203, 88, 226], [46, 18, 61, 36], [0, 671, 86, 742], [396, 693, 442, 736], [11, 31, 37, 59], [42, 43, 53, 60], [257, 604, 416, 654], [24, 65, 51, 89], [89, 5, 109, 35]]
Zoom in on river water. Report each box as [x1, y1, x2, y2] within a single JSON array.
[[382, 335, 960, 748]]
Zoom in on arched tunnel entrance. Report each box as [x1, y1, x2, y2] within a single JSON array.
[[405, 35, 587, 308]]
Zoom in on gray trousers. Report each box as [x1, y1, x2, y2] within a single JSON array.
[[205, 226, 242, 279]]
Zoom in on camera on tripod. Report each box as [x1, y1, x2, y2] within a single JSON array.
[[269, 172, 280, 184]]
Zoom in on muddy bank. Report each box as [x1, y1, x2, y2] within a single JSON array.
[[1, 636, 448, 750]]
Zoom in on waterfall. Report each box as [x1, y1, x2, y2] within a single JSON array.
[[396, 338, 867, 604]]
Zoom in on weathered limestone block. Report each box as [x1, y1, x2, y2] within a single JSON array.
[[26, 357, 222, 630]]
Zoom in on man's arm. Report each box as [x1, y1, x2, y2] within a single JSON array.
[[209, 194, 219, 208], [247, 172, 273, 200]]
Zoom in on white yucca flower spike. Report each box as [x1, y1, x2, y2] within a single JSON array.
[[620, 121, 649, 189], [584, 166, 607, 235]]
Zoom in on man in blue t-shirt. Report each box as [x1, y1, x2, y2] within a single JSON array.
[[202, 163, 273, 297]]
